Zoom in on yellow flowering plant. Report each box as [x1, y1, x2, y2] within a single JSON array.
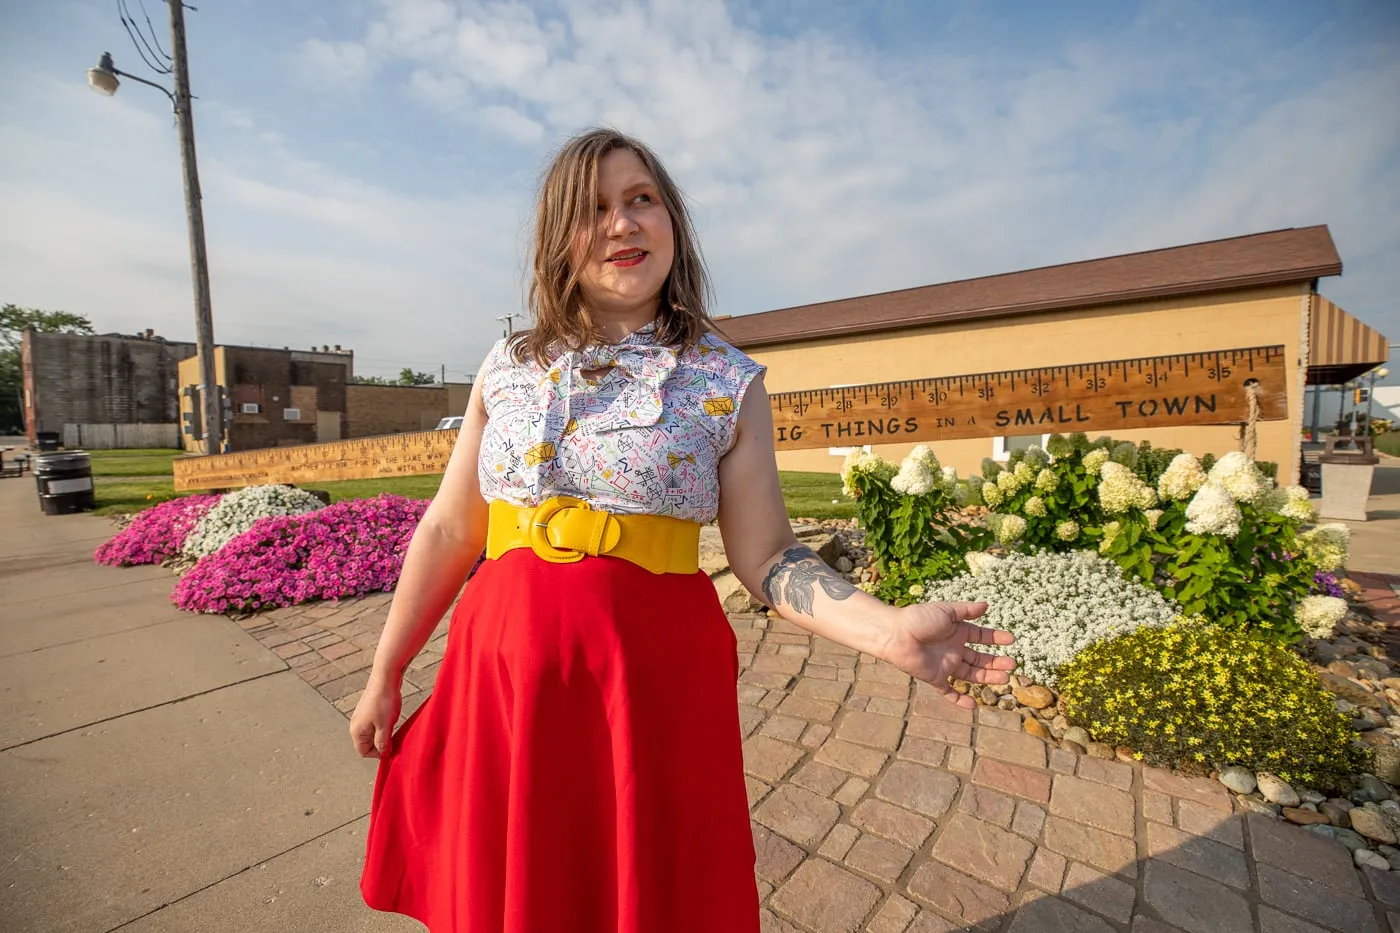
[[1058, 620, 1360, 786]]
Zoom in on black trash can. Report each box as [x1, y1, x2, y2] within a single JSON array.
[[34, 451, 96, 515], [35, 431, 61, 452]]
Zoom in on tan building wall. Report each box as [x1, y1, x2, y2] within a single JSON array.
[[345, 383, 473, 438], [753, 283, 1311, 483]]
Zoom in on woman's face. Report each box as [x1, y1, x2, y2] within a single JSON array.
[[573, 148, 675, 320]]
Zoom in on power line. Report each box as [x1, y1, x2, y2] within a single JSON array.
[[117, 0, 171, 75]]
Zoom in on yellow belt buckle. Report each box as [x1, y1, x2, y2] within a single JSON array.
[[528, 496, 587, 564]]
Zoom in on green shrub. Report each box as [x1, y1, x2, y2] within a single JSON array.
[[1058, 620, 1361, 786], [842, 447, 989, 605]]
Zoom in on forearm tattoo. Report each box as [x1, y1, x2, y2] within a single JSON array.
[[759, 545, 857, 616]]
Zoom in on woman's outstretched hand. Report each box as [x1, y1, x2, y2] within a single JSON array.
[[880, 600, 1016, 709]]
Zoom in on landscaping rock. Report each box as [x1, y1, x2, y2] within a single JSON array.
[[1256, 773, 1301, 807], [996, 694, 1017, 711], [1329, 660, 1361, 679], [1322, 672, 1383, 709], [834, 556, 854, 574], [1062, 726, 1091, 748], [1218, 766, 1256, 796], [1235, 796, 1280, 817], [1349, 806, 1398, 845], [1013, 685, 1055, 710], [1354, 708, 1387, 731], [1383, 678, 1400, 692], [1087, 742, 1116, 760], [1282, 807, 1332, 826], [1320, 800, 1354, 827], [1374, 746, 1400, 785], [1115, 746, 1136, 763], [1379, 845, 1400, 871], [1061, 740, 1086, 755], [1356, 849, 1391, 871], [1360, 774, 1394, 802], [1023, 717, 1051, 740]]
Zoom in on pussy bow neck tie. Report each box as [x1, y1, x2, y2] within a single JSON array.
[[523, 327, 678, 492]]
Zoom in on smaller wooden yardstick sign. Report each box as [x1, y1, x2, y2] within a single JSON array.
[[173, 345, 1288, 490], [769, 345, 1287, 451]]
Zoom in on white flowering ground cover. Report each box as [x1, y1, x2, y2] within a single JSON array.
[[920, 550, 1178, 685], [182, 484, 326, 560]]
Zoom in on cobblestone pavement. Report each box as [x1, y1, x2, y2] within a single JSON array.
[[240, 580, 1400, 933]]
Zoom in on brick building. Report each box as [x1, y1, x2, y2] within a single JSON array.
[[346, 383, 474, 438], [21, 329, 196, 444], [177, 345, 355, 452]]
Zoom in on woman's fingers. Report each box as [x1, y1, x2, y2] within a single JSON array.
[[959, 621, 1015, 647]]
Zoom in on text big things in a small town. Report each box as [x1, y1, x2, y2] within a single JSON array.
[[173, 346, 1287, 491]]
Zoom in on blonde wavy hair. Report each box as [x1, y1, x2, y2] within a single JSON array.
[[509, 128, 715, 367]]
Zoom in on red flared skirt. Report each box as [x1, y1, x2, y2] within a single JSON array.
[[361, 549, 759, 932]]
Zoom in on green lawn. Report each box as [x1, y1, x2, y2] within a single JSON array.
[[92, 461, 857, 520], [87, 448, 183, 477], [1377, 432, 1400, 457]]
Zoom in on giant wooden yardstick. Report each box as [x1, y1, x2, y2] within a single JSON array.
[[173, 346, 1288, 491]]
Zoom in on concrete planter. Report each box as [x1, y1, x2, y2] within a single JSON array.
[[1317, 437, 1379, 521]]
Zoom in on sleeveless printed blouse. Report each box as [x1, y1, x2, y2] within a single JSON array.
[[477, 323, 766, 524]]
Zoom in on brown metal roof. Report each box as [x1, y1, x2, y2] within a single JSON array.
[[719, 225, 1343, 349]]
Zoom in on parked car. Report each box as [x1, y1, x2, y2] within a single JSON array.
[[434, 416, 464, 431]]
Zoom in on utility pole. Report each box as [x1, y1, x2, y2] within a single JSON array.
[[168, 0, 222, 454], [496, 313, 522, 339]]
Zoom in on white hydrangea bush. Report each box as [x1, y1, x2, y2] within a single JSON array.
[[921, 550, 1179, 685], [1294, 595, 1348, 639], [182, 484, 326, 560]]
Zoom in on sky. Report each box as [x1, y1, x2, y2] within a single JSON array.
[[0, 0, 1396, 384]]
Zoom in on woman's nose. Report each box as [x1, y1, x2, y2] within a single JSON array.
[[605, 205, 640, 237]]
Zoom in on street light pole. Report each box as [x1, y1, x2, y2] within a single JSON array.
[[86, 0, 223, 455], [167, 1, 222, 454]]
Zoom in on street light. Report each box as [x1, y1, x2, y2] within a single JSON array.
[[85, 3, 224, 456], [1368, 367, 1391, 430]]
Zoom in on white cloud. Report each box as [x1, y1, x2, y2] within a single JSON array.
[[297, 37, 375, 86]]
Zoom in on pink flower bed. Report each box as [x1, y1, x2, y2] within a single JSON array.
[[94, 495, 222, 567], [172, 494, 429, 613]]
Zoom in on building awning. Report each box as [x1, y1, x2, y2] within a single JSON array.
[[1307, 295, 1390, 385]]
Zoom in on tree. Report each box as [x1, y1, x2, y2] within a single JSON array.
[[351, 375, 392, 385], [0, 304, 96, 433], [397, 368, 437, 386]]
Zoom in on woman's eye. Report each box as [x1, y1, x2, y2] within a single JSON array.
[[634, 194, 653, 204]]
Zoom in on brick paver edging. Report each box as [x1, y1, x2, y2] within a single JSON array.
[[240, 599, 1400, 932]]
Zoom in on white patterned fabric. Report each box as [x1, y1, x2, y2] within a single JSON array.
[[477, 323, 766, 523]]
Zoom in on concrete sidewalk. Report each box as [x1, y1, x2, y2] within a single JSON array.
[[0, 479, 416, 932]]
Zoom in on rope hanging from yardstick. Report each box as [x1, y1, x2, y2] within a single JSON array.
[[1239, 381, 1261, 460]]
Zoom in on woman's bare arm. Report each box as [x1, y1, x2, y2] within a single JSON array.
[[367, 372, 491, 686], [717, 375, 1014, 706]]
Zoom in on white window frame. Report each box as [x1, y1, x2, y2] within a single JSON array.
[[240, 402, 260, 414], [992, 432, 1052, 462], [283, 407, 301, 421]]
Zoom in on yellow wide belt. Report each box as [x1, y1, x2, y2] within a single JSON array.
[[486, 496, 701, 575]]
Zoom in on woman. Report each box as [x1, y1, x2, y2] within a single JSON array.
[[352, 128, 1014, 932]]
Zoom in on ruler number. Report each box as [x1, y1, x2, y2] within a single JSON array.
[[836, 397, 853, 412], [1145, 372, 1168, 386], [880, 394, 898, 409], [927, 388, 948, 403], [1030, 382, 1051, 397], [1085, 377, 1106, 391], [793, 400, 810, 416], [977, 385, 994, 400], [1208, 365, 1232, 380]]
